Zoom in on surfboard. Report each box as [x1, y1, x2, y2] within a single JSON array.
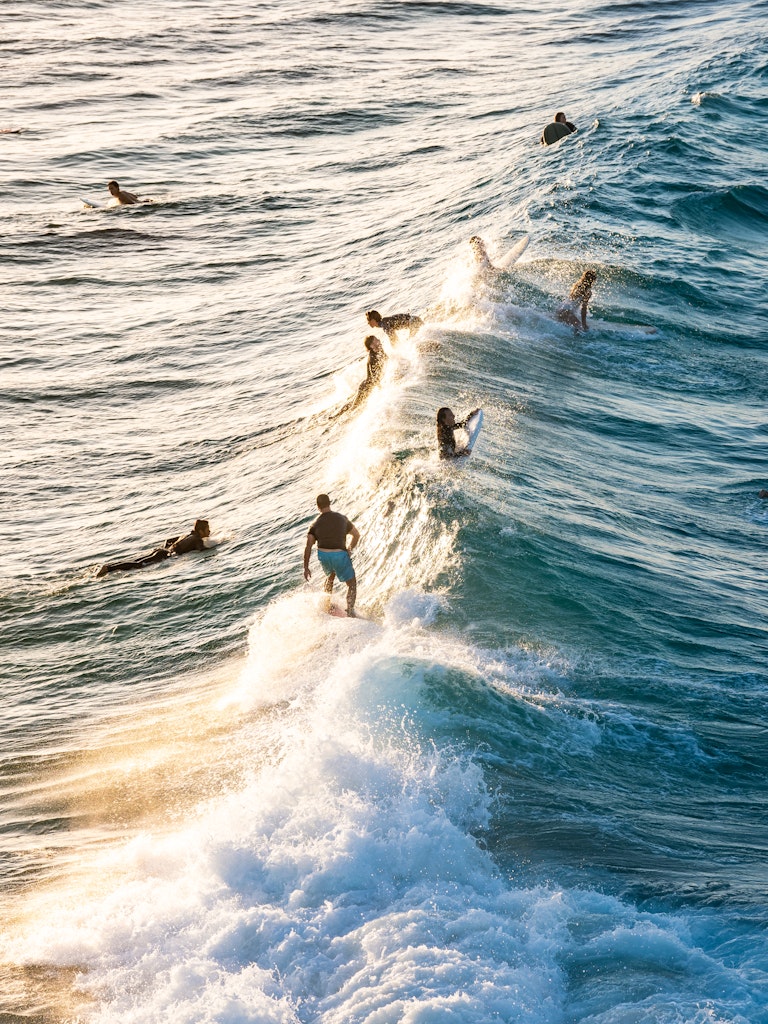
[[590, 319, 658, 337], [465, 409, 484, 453], [81, 197, 105, 210], [497, 235, 530, 270]]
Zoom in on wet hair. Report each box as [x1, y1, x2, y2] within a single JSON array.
[[436, 407, 452, 425], [570, 270, 597, 301], [555, 112, 566, 123], [366, 309, 382, 326], [316, 493, 331, 509], [364, 334, 379, 351], [193, 518, 210, 535], [107, 180, 120, 193]]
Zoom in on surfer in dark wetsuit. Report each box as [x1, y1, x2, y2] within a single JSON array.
[[436, 407, 480, 459], [303, 494, 360, 616], [348, 335, 387, 410], [96, 519, 211, 577], [541, 111, 576, 146], [556, 269, 596, 332], [366, 309, 423, 342], [107, 180, 140, 205]]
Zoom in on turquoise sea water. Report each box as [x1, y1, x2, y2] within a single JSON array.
[[2, 1, 767, 1021]]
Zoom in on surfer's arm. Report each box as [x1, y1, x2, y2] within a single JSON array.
[[303, 533, 316, 580], [346, 525, 360, 552]]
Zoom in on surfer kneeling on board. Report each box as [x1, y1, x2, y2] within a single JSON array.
[[556, 269, 597, 333], [436, 407, 480, 459], [107, 179, 140, 205], [303, 494, 360, 617], [366, 309, 423, 343], [339, 336, 388, 414], [96, 519, 211, 577], [469, 236, 497, 273]]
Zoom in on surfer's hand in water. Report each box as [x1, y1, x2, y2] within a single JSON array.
[[303, 566, 312, 581]]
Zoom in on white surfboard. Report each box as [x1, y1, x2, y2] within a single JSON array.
[[465, 409, 484, 453], [81, 197, 105, 209], [497, 235, 530, 270]]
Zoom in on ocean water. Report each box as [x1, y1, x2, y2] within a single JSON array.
[[2, 0, 768, 1021]]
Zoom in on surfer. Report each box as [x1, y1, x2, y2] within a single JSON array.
[[303, 495, 360, 616], [340, 335, 388, 413], [540, 111, 576, 146], [366, 309, 423, 343], [96, 519, 211, 577], [759, 490, 768, 498], [556, 269, 597, 333], [107, 179, 140, 205], [469, 236, 497, 272], [436, 406, 480, 459]]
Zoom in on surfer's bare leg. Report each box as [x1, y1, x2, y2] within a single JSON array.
[[323, 571, 335, 611], [345, 578, 357, 616]]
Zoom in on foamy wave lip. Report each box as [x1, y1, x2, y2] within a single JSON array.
[[383, 588, 448, 628]]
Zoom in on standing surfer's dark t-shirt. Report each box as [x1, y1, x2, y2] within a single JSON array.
[[308, 511, 354, 550]]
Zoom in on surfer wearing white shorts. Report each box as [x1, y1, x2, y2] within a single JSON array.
[[303, 494, 360, 616], [436, 407, 480, 459], [366, 309, 423, 342], [556, 269, 597, 333]]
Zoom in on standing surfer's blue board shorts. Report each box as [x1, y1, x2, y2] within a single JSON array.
[[318, 549, 355, 582]]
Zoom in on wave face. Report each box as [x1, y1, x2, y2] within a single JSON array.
[[2, 0, 767, 1022]]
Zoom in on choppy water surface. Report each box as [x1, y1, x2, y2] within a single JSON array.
[[2, 1, 767, 1021]]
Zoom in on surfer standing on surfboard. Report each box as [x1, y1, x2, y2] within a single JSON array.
[[436, 407, 480, 459], [303, 494, 360, 617], [556, 269, 597, 333]]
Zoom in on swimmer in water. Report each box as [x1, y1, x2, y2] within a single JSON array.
[[556, 269, 597, 333], [107, 180, 140, 205], [436, 406, 480, 459], [96, 519, 211, 576], [366, 309, 423, 343]]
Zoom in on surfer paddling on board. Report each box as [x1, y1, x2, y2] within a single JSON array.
[[107, 180, 140, 205], [556, 269, 597, 333], [436, 407, 481, 459], [366, 309, 423, 343], [541, 111, 576, 146], [96, 519, 211, 577], [303, 494, 360, 617]]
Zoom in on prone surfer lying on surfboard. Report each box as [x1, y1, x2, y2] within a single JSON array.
[[96, 519, 211, 576], [556, 269, 597, 333], [436, 407, 480, 459]]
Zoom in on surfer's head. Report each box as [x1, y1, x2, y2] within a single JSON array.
[[584, 269, 597, 283], [107, 180, 120, 196], [316, 493, 331, 511], [193, 519, 211, 538], [437, 407, 455, 427], [469, 236, 488, 261], [555, 111, 567, 123], [364, 335, 382, 352], [366, 310, 382, 328]]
